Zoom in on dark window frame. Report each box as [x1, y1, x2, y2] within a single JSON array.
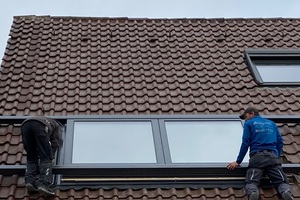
[[244, 49, 300, 86], [62, 118, 165, 165], [1, 115, 300, 188], [60, 115, 245, 166], [57, 115, 248, 188]]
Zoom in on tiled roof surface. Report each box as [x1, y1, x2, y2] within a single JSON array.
[[1, 16, 300, 116], [0, 16, 300, 199], [1, 175, 299, 200]]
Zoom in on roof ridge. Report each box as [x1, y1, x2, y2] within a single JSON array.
[[12, 15, 300, 21]]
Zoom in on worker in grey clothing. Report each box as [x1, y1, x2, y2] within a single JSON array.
[[22, 116, 63, 196], [227, 107, 293, 200]]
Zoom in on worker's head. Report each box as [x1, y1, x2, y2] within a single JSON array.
[[239, 107, 259, 120]]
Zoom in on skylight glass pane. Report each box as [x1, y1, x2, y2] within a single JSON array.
[[72, 121, 156, 163], [256, 64, 300, 82], [165, 121, 248, 163]]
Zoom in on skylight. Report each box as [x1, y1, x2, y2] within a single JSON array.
[[245, 49, 300, 85]]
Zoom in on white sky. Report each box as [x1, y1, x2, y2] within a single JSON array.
[[1, 0, 300, 59]]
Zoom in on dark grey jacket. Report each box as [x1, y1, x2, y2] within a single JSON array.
[[22, 117, 63, 156]]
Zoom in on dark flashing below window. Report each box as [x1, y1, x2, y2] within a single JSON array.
[[1, 164, 299, 176], [0, 165, 296, 189], [57, 179, 248, 190], [56, 178, 280, 190]]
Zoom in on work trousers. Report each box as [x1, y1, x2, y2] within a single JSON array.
[[22, 121, 53, 184], [22, 120, 53, 164], [245, 150, 292, 197]]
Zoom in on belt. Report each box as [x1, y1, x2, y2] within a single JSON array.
[[250, 150, 274, 156]]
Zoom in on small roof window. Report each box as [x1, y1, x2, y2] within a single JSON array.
[[245, 49, 300, 85]]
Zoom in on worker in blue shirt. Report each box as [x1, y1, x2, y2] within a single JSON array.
[[227, 107, 293, 200]]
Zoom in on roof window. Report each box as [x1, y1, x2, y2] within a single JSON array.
[[64, 117, 247, 166], [245, 49, 300, 85]]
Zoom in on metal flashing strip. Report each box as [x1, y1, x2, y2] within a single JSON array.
[[1, 115, 300, 122], [61, 177, 246, 182], [1, 164, 300, 176], [59, 176, 248, 189]]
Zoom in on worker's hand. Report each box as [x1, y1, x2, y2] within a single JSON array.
[[227, 161, 240, 170]]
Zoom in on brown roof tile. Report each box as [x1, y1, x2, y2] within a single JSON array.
[[2, 16, 300, 116], [1, 15, 300, 199]]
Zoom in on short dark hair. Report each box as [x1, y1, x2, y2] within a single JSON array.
[[239, 107, 259, 119]]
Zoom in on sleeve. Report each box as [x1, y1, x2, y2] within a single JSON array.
[[275, 125, 283, 158], [50, 120, 63, 157], [236, 122, 251, 164]]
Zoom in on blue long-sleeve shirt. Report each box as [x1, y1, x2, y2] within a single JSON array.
[[236, 116, 283, 164]]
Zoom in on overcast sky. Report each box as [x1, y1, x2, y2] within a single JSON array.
[[1, 0, 300, 59]]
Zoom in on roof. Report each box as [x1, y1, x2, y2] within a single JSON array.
[[2, 16, 300, 116], [0, 15, 300, 199]]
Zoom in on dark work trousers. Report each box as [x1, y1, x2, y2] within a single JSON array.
[[22, 121, 53, 163], [245, 150, 292, 197]]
